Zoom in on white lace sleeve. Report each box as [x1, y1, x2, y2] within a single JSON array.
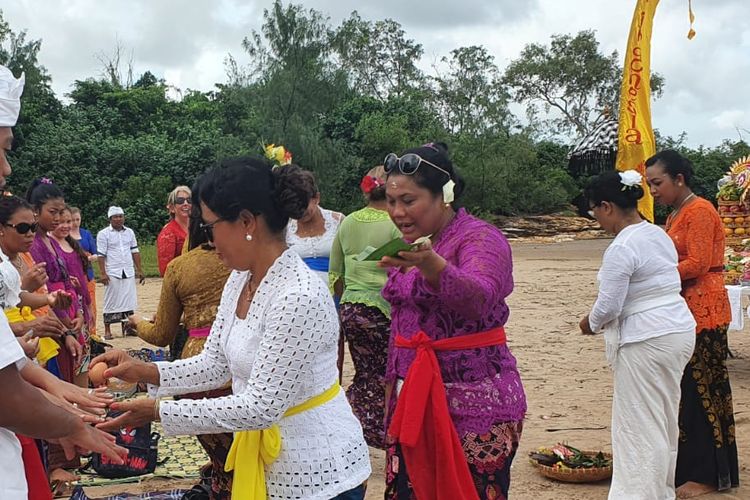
[[148, 271, 242, 398], [158, 289, 328, 435], [589, 243, 637, 333]]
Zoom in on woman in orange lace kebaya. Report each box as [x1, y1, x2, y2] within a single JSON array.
[[646, 150, 738, 499]]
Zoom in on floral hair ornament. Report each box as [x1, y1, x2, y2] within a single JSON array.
[[360, 175, 384, 194], [618, 170, 642, 191], [40, 177, 54, 185], [443, 179, 456, 204], [264, 144, 293, 169]]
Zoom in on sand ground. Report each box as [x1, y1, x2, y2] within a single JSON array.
[[84, 238, 749, 499]]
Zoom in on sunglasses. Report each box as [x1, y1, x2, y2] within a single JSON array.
[[383, 153, 451, 178], [174, 196, 191, 205], [199, 218, 224, 242], [4, 222, 38, 235]]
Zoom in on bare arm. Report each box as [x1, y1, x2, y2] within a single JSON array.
[[132, 252, 144, 281], [0, 364, 84, 438], [97, 256, 110, 285]]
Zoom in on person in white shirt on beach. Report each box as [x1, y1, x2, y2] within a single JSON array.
[[580, 170, 697, 500], [96, 206, 144, 339]]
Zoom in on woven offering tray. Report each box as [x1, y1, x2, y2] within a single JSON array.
[[529, 445, 612, 483]]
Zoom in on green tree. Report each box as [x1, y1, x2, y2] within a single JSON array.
[[434, 46, 514, 137], [332, 12, 425, 101], [503, 30, 664, 137]]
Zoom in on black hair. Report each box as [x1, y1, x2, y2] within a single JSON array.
[[369, 184, 386, 202], [187, 178, 211, 251], [297, 170, 319, 198], [198, 157, 311, 234], [25, 178, 65, 210], [0, 195, 33, 225], [645, 149, 694, 187], [388, 142, 466, 209], [584, 170, 644, 211]]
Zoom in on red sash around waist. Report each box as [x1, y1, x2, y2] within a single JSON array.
[[387, 327, 507, 500], [188, 326, 211, 338]]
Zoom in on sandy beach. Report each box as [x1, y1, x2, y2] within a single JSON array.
[[85, 238, 749, 499]]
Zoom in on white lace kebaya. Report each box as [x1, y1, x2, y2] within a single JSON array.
[[149, 249, 371, 499]]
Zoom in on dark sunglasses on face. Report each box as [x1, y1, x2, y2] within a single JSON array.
[[383, 153, 452, 178], [4, 222, 38, 235], [199, 218, 223, 242], [174, 196, 192, 205]]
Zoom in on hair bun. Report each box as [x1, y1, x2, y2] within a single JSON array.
[[272, 165, 311, 220]]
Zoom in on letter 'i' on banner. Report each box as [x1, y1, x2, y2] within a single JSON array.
[[616, 0, 659, 223]]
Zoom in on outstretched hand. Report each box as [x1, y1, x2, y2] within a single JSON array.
[[97, 398, 156, 432], [90, 349, 160, 386]]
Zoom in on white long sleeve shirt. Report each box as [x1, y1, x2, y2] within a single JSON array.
[[96, 225, 139, 278], [150, 249, 370, 499], [589, 221, 696, 345]]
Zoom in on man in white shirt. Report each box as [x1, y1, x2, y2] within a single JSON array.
[[97, 206, 145, 339], [0, 65, 126, 499]]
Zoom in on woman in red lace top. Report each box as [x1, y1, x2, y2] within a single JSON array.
[[156, 186, 191, 276], [646, 150, 738, 499]]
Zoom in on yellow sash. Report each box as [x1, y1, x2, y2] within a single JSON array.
[[4, 306, 60, 364], [225, 382, 340, 500]]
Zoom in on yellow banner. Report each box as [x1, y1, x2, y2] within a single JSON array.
[[616, 0, 660, 222]]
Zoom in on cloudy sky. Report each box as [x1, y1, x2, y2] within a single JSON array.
[[3, 0, 749, 147]]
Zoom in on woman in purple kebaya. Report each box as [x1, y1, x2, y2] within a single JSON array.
[[379, 143, 526, 500]]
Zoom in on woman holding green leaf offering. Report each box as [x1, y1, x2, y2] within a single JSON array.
[[329, 165, 400, 449], [379, 143, 526, 500]]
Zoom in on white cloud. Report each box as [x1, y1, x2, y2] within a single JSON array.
[[2, 0, 749, 147], [711, 110, 747, 129]]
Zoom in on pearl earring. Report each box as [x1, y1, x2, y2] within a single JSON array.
[[245, 234, 253, 242]]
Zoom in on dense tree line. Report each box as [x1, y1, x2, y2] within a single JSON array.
[[1, 2, 747, 240]]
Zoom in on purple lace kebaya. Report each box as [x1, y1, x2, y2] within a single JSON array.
[[383, 208, 527, 436]]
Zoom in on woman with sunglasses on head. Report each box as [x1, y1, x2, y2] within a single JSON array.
[[156, 185, 192, 277], [92, 158, 371, 500], [50, 206, 93, 387], [69, 206, 99, 337], [645, 150, 739, 498], [129, 181, 234, 498], [579, 170, 696, 499], [380, 143, 526, 500], [285, 170, 344, 285]]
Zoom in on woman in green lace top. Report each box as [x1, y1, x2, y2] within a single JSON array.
[[329, 165, 400, 449]]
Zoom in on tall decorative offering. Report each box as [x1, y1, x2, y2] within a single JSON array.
[[720, 156, 750, 284]]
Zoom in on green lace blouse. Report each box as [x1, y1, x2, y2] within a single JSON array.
[[328, 207, 401, 317]]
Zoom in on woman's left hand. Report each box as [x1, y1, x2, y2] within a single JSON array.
[[379, 239, 447, 287], [70, 276, 81, 289], [379, 239, 445, 272], [97, 398, 156, 432]]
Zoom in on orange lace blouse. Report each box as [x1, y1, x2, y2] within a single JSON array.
[[666, 197, 731, 333]]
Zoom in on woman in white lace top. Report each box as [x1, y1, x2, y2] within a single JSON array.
[[93, 158, 371, 500], [285, 170, 344, 284]]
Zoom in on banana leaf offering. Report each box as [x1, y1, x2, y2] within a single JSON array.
[[529, 443, 611, 470]]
